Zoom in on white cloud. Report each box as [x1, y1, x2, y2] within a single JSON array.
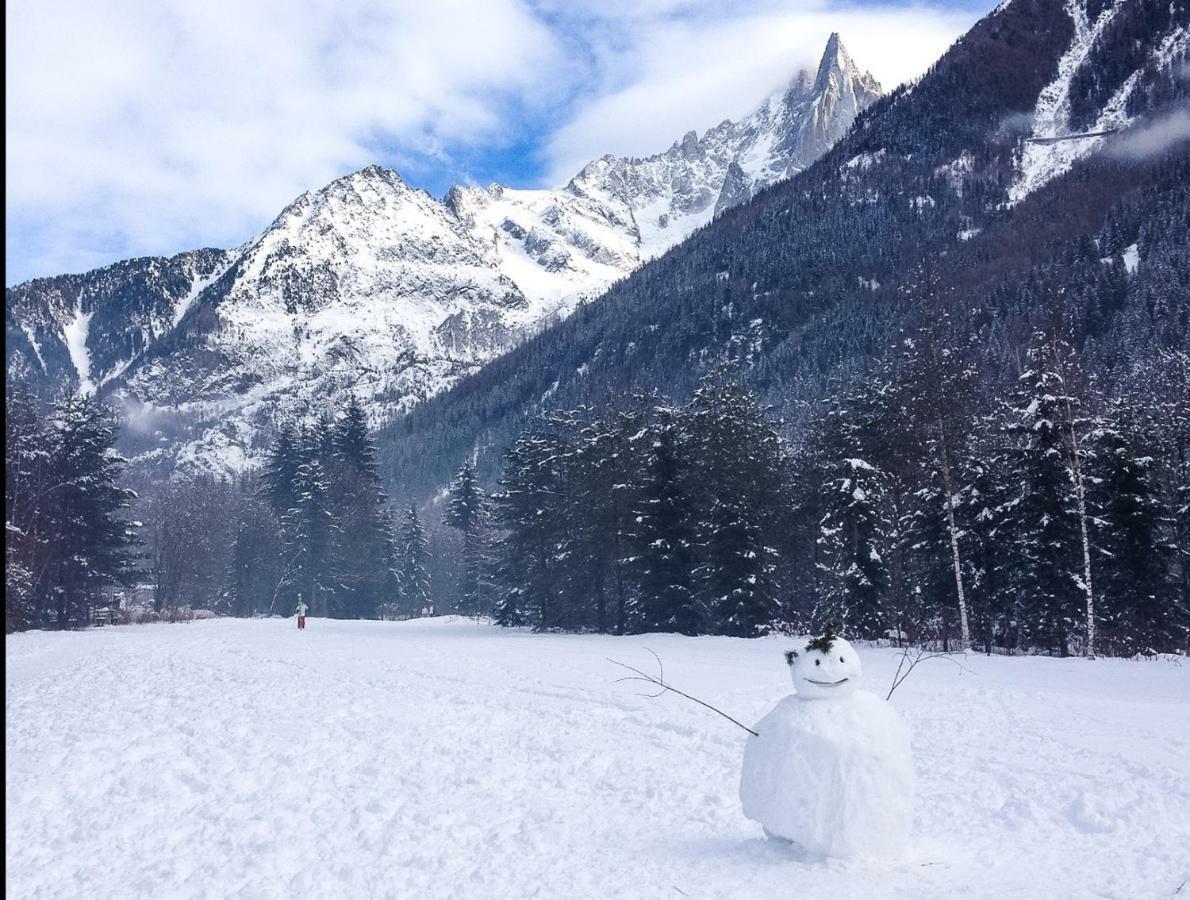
[[5, 0, 563, 281], [1107, 108, 1190, 159]]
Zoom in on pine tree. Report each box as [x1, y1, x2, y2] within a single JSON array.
[[398, 505, 432, 617], [44, 395, 139, 626], [686, 374, 782, 637], [958, 421, 1018, 653], [329, 397, 397, 618], [445, 458, 487, 616], [1092, 403, 1186, 654], [262, 420, 301, 519], [281, 425, 340, 617], [894, 320, 979, 647], [575, 403, 652, 634], [5, 385, 51, 631], [491, 421, 573, 629], [631, 413, 700, 634], [813, 382, 893, 640], [1001, 357, 1087, 656]]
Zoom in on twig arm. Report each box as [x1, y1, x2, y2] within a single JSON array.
[[610, 657, 759, 737]]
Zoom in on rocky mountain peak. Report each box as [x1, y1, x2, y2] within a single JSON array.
[[563, 33, 884, 256], [813, 33, 880, 100]]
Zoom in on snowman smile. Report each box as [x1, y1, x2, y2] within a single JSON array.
[[804, 678, 850, 687]]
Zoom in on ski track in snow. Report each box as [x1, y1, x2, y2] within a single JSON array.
[[6, 619, 1190, 899]]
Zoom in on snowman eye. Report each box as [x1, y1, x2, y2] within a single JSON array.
[[840, 657, 845, 663], [815, 660, 821, 666]]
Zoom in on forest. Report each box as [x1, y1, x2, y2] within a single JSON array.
[[482, 329, 1188, 656], [8, 320, 1187, 657]]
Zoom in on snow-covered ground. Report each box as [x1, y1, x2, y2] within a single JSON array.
[[6, 618, 1190, 899]]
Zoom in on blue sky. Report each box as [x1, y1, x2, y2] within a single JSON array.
[[5, 0, 991, 285]]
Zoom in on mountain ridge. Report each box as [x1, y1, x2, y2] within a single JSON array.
[[6, 33, 883, 477]]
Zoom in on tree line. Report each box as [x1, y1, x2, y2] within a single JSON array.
[[479, 334, 1189, 656], [8, 331, 1187, 656], [167, 396, 448, 621], [5, 391, 444, 629]]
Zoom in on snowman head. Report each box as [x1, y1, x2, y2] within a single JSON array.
[[784, 625, 861, 700]]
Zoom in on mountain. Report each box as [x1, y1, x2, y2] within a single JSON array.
[[566, 32, 881, 255], [378, 0, 1190, 504], [6, 249, 234, 394], [6, 34, 880, 477]]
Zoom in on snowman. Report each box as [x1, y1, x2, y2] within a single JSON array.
[[739, 626, 915, 858]]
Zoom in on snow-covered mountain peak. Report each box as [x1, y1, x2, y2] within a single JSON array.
[[814, 32, 880, 97], [562, 34, 882, 258]]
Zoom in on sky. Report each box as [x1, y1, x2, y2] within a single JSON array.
[[5, 0, 991, 285]]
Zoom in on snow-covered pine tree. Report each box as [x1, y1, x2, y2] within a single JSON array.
[[1091, 401, 1187, 654], [894, 319, 979, 648], [398, 504, 432, 617], [778, 442, 827, 633], [491, 418, 576, 629], [957, 419, 1019, 653], [262, 420, 301, 520], [5, 385, 51, 631], [329, 397, 397, 619], [574, 402, 652, 634], [686, 374, 781, 637], [44, 395, 139, 626], [281, 424, 341, 617], [1135, 350, 1190, 644], [1000, 351, 1088, 656], [630, 410, 700, 634], [445, 458, 487, 617], [812, 381, 893, 640]]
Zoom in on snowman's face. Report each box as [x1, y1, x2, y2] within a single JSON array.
[[785, 637, 861, 700]]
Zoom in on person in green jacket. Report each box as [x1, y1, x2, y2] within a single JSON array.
[[296, 594, 308, 630]]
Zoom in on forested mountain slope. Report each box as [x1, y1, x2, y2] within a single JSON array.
[[379, 0, 1189, 504]]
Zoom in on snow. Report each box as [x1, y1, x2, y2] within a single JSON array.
[[1010, 0, 1129, 204], [7, 619, 1190, 899], [173, 259, 234, 327], [20, 324, 46, 372], [1123, 242, 1140, 273], [844, 150, 887, 171], [62, 307, 95, 394]]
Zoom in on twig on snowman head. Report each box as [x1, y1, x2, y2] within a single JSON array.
[[609, 651, 759, 737]]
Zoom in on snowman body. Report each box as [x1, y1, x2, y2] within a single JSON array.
[[739, 637, 914, 858]]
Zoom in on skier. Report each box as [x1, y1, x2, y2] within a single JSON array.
[[296, 593, 308, 631]]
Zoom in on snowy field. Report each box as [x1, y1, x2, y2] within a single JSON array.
[[7, 618, 1190, 899]]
